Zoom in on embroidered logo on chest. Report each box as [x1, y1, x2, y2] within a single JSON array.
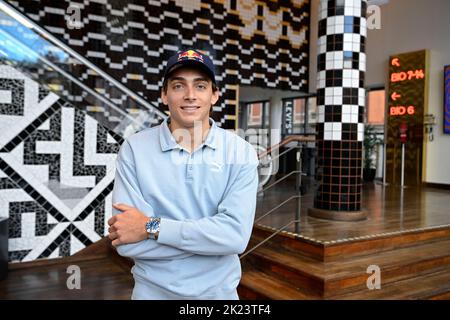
[[210, 162, 224, 172]]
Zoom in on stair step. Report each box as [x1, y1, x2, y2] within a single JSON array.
[[244, 246, 325, 296], [250, 225, 450, 262], [333, 267, 450, 300], [238, 269, 316, 300], [240, 266, 450, 300], [243, 236, 450, 297]]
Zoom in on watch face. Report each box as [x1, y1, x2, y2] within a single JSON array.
[[146, 218, 160, 240], [146, 219, 160, 233]]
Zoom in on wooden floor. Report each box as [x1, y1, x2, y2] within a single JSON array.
[[1, 178, 450, 300], [256, 177, 450, 243], [239, 178, 450, 300], [0, 240, 134, 300]]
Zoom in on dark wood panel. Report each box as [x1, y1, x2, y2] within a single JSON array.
[[1, 238, 133, 300], [242, 232, 450, 298], [333, 267, 450, 300], [240, 179, 450, 299], [0, 257, 133, 300]]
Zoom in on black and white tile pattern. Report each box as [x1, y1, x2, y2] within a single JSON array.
[[314, 0, 367, 212], [7, 0, 310, 130], [0, 65, 121, 262]]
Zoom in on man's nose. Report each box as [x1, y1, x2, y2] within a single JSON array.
[[184, 85, 196, 100]]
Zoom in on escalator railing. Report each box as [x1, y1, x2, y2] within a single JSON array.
[[242, 134, 315, 259], [0, 0, 167, 137]]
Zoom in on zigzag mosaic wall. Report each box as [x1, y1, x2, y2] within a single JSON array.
[[0, 65, 121, 262], [8, 0, 310, 129]]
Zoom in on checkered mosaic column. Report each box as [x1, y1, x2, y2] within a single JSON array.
[[311, 0, 367, 218]]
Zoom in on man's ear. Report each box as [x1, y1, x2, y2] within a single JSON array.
[[210, 89, 219, 105], [161, 90, 168, 105]]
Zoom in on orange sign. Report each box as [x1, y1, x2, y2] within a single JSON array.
[[389, 106, 415, 116], [388, 51, 427, 119], [391, 92, 401, 101], [386, 50, 428, 186], [391, 58, 400, 67], [390, 69, 425, 82]]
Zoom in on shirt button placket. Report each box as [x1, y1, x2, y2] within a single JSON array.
[[186, 154, 193, 182]]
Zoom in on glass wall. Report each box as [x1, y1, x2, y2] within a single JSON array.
[[365, 88, 386, 180], [367, 89, 385, 125], [246, 101, 270, 129], [282, 95, 316, 135]]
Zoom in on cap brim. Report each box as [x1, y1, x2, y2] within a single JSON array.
[[164, 60, 216, 84]]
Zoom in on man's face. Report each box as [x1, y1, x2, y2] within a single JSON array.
[[161, 67, 219, 129]]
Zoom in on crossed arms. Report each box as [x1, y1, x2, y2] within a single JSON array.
[[109, 141, 259, 260]]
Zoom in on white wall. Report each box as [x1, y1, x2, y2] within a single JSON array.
[[309, 0, 450, 184], [365, 0, 450, 184]]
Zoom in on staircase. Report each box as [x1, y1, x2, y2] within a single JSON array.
[[238, 224, 450, 299]]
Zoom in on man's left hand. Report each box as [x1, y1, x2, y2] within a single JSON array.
[[108, 203, 149, 247]]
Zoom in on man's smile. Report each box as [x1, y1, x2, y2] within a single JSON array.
[[180, 106, 201, 112]]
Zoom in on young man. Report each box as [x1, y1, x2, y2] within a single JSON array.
[[108, 49, 259, 300]]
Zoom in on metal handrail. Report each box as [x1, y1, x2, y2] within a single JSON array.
[[257, 134, 315, 159], [0, 0, 167, 119], [268, 145, 298, 162], [254, 195, 300, 224], [240, 219, 301, 259], [258, 144, 304, 231], [247, 135, 316, 259], [0, 28, 143, 128], [259, 170, 302, 193]]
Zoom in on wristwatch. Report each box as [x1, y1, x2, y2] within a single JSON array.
[[145, 217, 161, 240]]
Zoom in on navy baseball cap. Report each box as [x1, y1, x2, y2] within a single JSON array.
[[163, 49, 216, 85]]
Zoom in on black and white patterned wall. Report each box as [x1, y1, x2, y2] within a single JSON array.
[[0, 0, 311, 263], [314, 0, 367, 212], [0, 65, 121, 262], [8, 0, 311, 130]]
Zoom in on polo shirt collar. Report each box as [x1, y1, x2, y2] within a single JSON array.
[[159, 117, 218, 152]]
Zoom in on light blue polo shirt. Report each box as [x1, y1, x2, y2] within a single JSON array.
[[111, 117, 259, 299]]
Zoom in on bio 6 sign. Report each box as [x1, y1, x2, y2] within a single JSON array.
[[389, 105, 415, 116]]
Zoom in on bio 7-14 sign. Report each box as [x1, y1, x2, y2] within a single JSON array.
[[388, 52, 426, 120], [385, 50, 429, 186], [387, 50, 428, 143]]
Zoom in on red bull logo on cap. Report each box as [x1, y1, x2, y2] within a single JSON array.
[[178, 50, 204, 62]]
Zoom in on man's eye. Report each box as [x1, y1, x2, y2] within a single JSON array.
[[197, 84, 207, 90], [173, 84, 183, 89]]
